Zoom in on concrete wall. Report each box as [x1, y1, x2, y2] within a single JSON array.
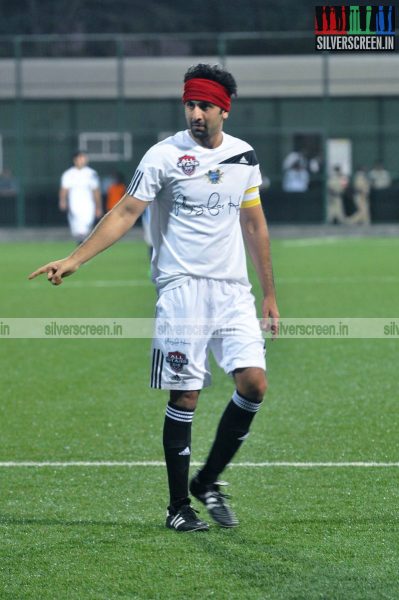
[[1, 55, 399, 98]]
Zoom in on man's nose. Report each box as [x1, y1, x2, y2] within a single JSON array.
[[191, 105, 203, 120]]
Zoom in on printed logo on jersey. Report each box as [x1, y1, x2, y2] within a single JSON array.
[[177, 155, 199, 176], [166, 351, 189, 373], [205, 169, 223, 184]]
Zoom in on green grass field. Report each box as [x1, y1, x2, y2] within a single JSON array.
[[0, 236, 398, 599]]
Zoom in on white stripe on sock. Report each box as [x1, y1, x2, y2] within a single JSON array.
[[232, 391, 261, 413], [166, 405, 194, 423]]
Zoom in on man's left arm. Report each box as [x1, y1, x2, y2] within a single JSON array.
[[240, 202, 280, 339]]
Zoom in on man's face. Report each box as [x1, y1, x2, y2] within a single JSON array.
[[73, 153, 88, 169], [184, 100, 228, 142]]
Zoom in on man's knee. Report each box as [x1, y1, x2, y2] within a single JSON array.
[[233, 368, 268, 403], [169, 389, 200, 411]]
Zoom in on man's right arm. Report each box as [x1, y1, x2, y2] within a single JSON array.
[[28, 194, 149, 285]]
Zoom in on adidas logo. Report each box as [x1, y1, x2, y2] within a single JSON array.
[[170, 514, 186, 528], [239, 155, 249, 164], [178, 446, 191, 456]]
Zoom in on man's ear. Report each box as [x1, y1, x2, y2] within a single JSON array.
[[222, 111, 229, 121]]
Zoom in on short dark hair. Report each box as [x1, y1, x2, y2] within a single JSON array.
[[184, 64, 237, 98], [72, 151, 87, 160]]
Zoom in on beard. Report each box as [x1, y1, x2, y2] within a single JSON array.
[[190, 122, 208, 139]]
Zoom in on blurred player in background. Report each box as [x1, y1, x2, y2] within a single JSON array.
[[59, 151, 103, 244], [29, 64, 279, 533]]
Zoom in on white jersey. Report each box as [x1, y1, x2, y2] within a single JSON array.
[[127, 130, 262, 292], [61, 166, 99, 216]]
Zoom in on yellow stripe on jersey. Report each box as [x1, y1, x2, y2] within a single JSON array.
[[241, 196, 261, 208], [245, 186, 259, 196], [243, 185, 260, 203]]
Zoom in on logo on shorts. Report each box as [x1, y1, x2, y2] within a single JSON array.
[[205, 169, 223, 184], [177, 155, 199, 176], [166, 351, 189, 373]]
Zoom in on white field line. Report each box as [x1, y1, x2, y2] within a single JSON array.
[[1, 461, 399, 468], [281, 238, 341, 247], [277, 276, 399, 284], [281, 238, 399, 248]]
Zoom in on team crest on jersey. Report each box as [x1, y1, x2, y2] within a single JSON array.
[[206, 169, 223, 184], [177, 155, 199, 176], [166, 351, 189, 373]]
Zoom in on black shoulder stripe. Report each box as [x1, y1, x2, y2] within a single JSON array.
[[219, 150, 259, 166], [127, 169, 144, 196]]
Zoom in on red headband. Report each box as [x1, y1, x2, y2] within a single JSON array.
[[182, 78, 231, 112]]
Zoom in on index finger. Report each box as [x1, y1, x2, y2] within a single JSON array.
[[28, 263, 61, 281], [28, 265, 52, 280]]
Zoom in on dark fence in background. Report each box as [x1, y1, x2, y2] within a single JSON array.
[[1, 32, 398, 226]]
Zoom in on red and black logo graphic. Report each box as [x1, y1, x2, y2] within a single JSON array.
[[177, 154, 199, 176], [314, 6, 395, 51], [166, 351, 189, 373]]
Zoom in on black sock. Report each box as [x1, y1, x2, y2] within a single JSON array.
[[163, 402, 194, 510], [198, 390, 262, 485]]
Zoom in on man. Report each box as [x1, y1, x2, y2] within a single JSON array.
[[326, 165, 348, 224], [282, 159, 310, 193], [59, 151, 103, 244], [29, 64, 279, 533], [348, 166, 371, 225]]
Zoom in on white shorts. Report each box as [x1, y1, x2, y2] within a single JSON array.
[[68, 205, 95, 239], [150, 277, 266, 390]]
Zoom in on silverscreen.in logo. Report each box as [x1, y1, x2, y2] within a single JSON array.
[[315, 5, 395, 51]]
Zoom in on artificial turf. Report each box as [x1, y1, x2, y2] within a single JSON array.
[[0, 236, 398, 599]]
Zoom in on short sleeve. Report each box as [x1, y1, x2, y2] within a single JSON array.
[[61, 171, 71, 189], [239, 161, 262, 208], [247, 163, 262, 190], [89, 170, 100, 190], [126, 147, 165, 202]]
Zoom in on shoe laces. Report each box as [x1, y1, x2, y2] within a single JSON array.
[[179, 504, 200, 518], [208, 481, 232, 502]]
